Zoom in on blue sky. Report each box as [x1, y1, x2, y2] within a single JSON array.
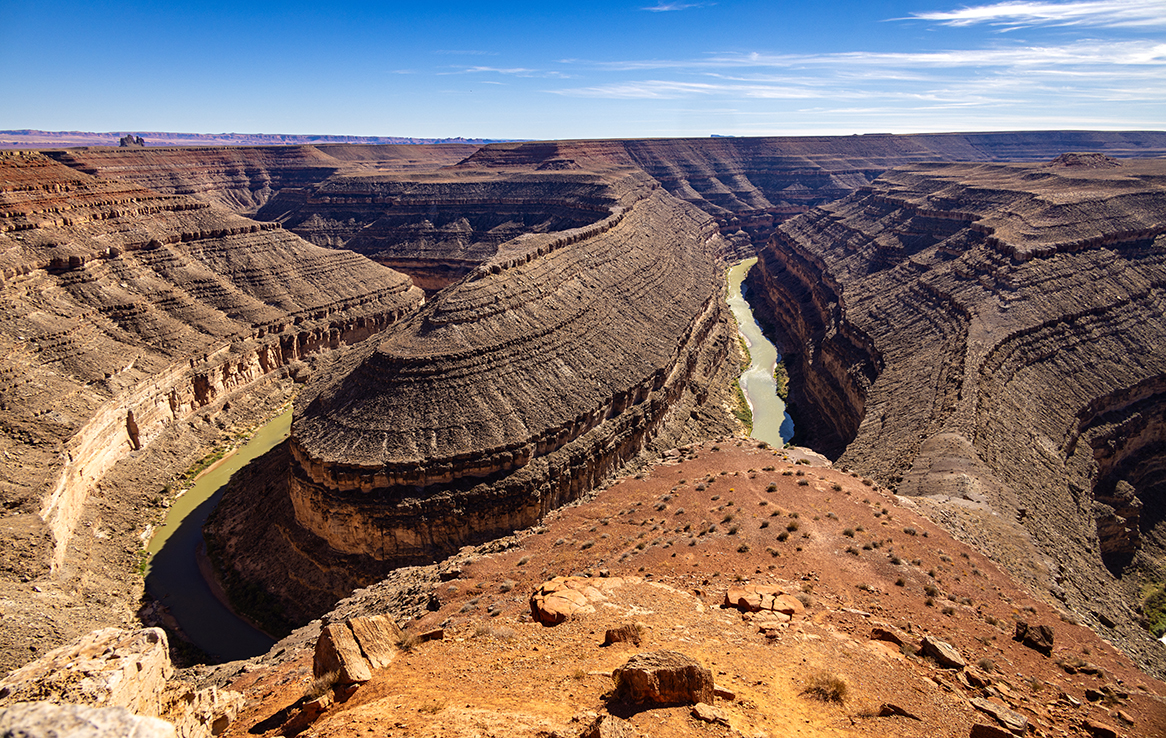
[[2, 0, 1163, 139]]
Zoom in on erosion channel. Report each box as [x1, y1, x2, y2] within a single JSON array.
[[728, 258, 794, 447], [144, 410, 292, 662]]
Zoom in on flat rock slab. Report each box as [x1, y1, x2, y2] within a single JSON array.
[[920, 636, 966, 669], [971, 697, 1028, 734], [723, 585, 804, 616], [314, 615, 403, 683], [612, 650, 713, 705]]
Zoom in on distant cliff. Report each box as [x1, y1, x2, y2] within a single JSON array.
[[748, 155, 1166, 673]]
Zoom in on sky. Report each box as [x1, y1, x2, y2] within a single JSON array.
[[2, 0, 1163, 139]]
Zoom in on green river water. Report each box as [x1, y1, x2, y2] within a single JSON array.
[[727, 258, 794, 446], [144, 407, 291, 661], [141, 260, 789, 662]]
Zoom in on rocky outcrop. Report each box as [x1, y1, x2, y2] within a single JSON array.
[[260, 172, 630, 291], [0, 627, 242, 738], [746, 156, 1166, 669], [47, 144, 477, 214], [287, 187, 732, 566], [0, 151, 422, 670]]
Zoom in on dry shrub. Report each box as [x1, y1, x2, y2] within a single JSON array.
[[803, 671, 848, 703], [304, 669, 339, 700]]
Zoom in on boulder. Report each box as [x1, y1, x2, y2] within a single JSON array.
[[529, 576, 631, 625], [602, 624, 642, 647], [970, 698, 1028, 734], [313, 615, 404, 685], [348, 615, 402, 669], [723, 585, 804, 617], [1013, 621, 1053, 656], [314, 623, 373, 684], [0, 702, 176, 738], [1084, 719, 1119, 738], [920, 636, 966, 669], [611, 651, 714, 705], [691, 703, 730, 726]]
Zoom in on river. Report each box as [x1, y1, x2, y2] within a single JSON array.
[[143, 408, 291, 662], [727, 258, 795, 446]]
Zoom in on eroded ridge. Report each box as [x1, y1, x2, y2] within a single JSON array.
[[748, 155, 1166, 673], [0, 151, 423, 665], [286, 187, 733, 565]]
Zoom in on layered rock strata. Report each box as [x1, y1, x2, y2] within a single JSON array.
[[0, 151, 421, 668], [287, 187, 732, 565], [47, 144, 478, 214], [747, 155, 1166, 668], [259, 172, 629, 291]]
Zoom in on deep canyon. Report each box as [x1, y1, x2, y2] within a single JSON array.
[[3, 132, 1166, 737]]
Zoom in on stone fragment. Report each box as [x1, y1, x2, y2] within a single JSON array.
[[314, 623, 373, 684], [920, 636, 966, 669], [1085, 688, 1105, 702], [877, 703, 921, 720], [0, 702, 177, 738], [348, 615, 401, 669], [970, 697, 1028, 734], [1013, 621, 1054, 656], [1084, 718, 1119, 738], [691, 703, 730, 726], [611, 651, 714, 705], [870, 626, 906, 646], [578, 714, 635, 738], [602, 624, 642, 647], [969, 723, 1015, 738], [713, 686, 736, 701], [418, 628, 445, 642], [963, 667, 993, 689], [1115, 709, 1134, 725], [772, 594, 805, 615]]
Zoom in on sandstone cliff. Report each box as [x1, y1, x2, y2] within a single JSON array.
[[747, 155, 1166, 674], [287, 185, 732, 564], [0, 151, 422, 671]]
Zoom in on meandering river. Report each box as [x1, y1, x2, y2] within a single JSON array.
[[727, 258, 795, 446], [143, 408, 291, 661], [143, 263, 789, 661]]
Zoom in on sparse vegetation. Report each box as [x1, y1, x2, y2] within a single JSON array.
[[903, 527, 917, 536], [517, 555, 531, 566], [304, 669, 339, 700], [397, 630, 420, 652], [803, 672, 848, 703], [842, 528, 855, 537]]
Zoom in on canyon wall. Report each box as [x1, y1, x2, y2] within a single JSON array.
[[0, 151, 423, 669], [747, 154, 1166, 671], [284, 186, 732, 568]]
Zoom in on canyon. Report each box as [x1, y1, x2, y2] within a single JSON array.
[[1, 132, 1166, 736]]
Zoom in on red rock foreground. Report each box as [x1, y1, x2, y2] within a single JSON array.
[[203, 441, 1163, 738]]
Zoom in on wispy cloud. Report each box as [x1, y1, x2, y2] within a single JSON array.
[[905, 1, 1166, 30], [440, 66, 571, 78], [642, 2, 712, 12]]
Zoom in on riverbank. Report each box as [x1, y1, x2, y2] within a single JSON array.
[[142, 408, 293, 662], [726, 258, 794, 447]]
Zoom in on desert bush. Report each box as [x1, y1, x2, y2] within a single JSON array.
[[845, 546, 859, 556], [304, 669, 339, 700], [397, 630, 420, 652], [737, 543, 750, 553], [517, 556, 531, 566], [842, 528, 855, 538], [760, 520, 769, 529], [924, 584, 939, 597], [803, 672, 848, 703], [894, 577, 905, 587], [786, 521, 799, 532], [797, 479, 809, 486], [903, 527, 917, 536], [777, 531, 790, 542], [977, 658, 995, 672]]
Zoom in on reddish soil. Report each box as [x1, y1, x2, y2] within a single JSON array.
[[222, 439, 1166, 738]]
